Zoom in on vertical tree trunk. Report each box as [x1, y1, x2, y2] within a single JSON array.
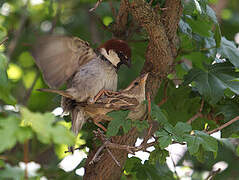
[[84, 0, 182, 179]]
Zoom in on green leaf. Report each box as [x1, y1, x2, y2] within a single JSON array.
[[106, 110, 130, 137], [156, 130, 172, 149], [0, 115, 32, 153], [0, 164, 24, 180], [0, 53, 16, 105], [219, 37, 239, 68], [0, 28, 7, 41], [15, 127, 33, 144], [51, 124, 75, 145], [217, 103, 239, 137], [21, 107, 75, 145], [151, 103, 168, 125], [184, 134, 200, 154], [21, 107, 54, 143], [0, 53, 8, 85], [18, 51, 35, 68], [149, 147, 169, 164], [205, 5, 218, 24], [185, 16, 213, 37], [124, 157, 142, 173], [179, 19, 192, 36], [195, 145, 206, 162], [133, 120, 148, 133], [174, 122, 192, 137], [0, 116, 19, 152], [214, 24, 221, 48], [182, 52, 212, 69], [184, 130, 218, 155], [184, 62, 239, 104]]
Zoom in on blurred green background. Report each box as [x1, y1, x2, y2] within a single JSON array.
[[0, 0, 239, 179]]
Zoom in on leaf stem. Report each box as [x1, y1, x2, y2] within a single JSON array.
[[187, 99, 204, 124]]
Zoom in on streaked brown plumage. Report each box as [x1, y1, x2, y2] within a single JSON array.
[[39, 73, 148, 132], [81, 73, 148, 130]]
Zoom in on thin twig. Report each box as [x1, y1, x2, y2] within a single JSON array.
[[93, 129, 158, 155], [49, 0, 62, 34], [22, 72, 39, 106], [207, 116, 239, 135], [149, 0, 154, 6], [187, 99, 204, 124], [206, 168, 221, 180], [106, 140, 157, 153], [91, 12, 112, 32], [89, 143, 106, 164], [89, 0, 103, 12], [108, 0, 117, 19], [0, 37, 8, 46], [187, 112, 203, 124], [106, 148, 121, 167], [7, 0, 29, 59], [23, 140, 29, 180]]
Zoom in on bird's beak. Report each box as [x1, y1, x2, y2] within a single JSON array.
[[124, 58, 131, 68], [141, 73, 149, 83]]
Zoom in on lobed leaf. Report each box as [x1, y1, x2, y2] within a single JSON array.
[[219, 37, 239, 68], [20, 107, 75, 146], [184, 62, 239, 104], [106, 110, 130, 137]]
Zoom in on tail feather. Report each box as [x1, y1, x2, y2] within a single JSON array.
[[71, 108, 86, 135], [37, 88, 73, 99], [68, 107, 86, 153]]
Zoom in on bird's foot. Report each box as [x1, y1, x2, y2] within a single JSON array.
[[93, 118, 107, 132], [88, 89, 119, 104]]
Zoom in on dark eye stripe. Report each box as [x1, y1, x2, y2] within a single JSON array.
[[117, 52, 127, 61]]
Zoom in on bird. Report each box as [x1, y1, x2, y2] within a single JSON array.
[[39, 73, 148, 132], [81, 73, 149, 130], [32, 36, 131, 148]]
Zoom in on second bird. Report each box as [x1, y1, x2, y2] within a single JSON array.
[[32, 36, 131, 138]]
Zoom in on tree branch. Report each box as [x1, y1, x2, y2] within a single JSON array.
[[207, 116, 239, 135], [187, 99, 204, 124]]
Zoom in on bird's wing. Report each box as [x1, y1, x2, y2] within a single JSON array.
[[32, 36, 97, 88]]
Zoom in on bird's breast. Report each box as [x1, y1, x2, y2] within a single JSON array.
[[69, 58, 118, 102]]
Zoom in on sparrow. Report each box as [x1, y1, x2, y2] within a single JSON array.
[[39, 73, 148, 132], [81, 73, 149, 131], [32, 36, 131, 139]]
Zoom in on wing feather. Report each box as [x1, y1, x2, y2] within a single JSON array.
[[32, 36, 97, 88]]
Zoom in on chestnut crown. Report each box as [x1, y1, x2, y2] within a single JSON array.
[[99, 39, 131, 68]]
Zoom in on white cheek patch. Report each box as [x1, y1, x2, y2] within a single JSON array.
[[100, 48, 120, 67]]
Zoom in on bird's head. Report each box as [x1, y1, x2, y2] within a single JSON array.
[[121, 73, 149, 102], [99, 39, 131, 69]]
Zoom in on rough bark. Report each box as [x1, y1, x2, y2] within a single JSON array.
[[84, 0, 183, 179]]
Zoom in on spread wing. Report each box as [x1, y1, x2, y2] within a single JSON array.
[[32, 36, 97, 88]]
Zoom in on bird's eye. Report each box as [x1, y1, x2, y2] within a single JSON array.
[[134, 82, 139, 86]]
